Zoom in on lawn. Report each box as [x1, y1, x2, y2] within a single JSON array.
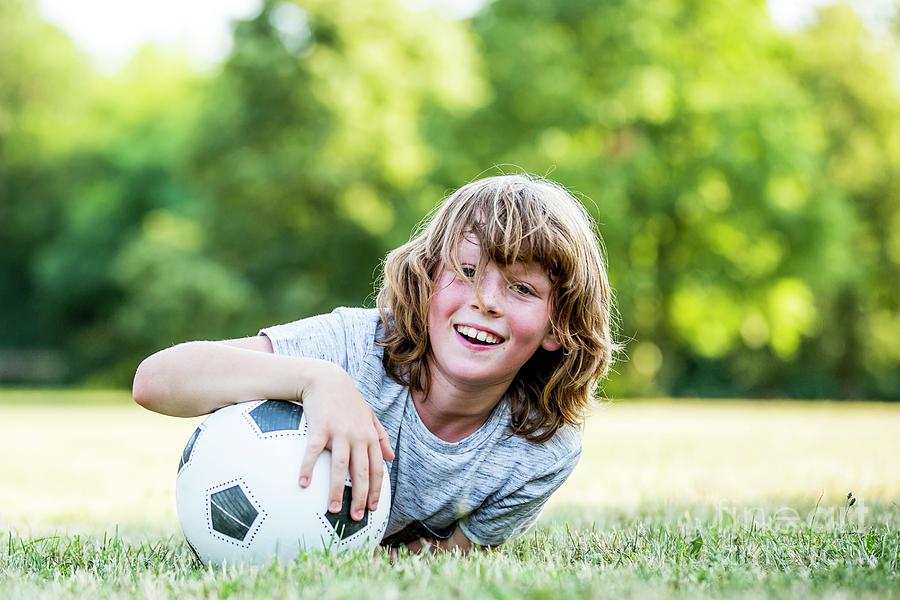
[[1, 391, 897, 598]]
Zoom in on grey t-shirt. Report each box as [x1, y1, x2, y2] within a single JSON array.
[[259, 307, 582, 546]]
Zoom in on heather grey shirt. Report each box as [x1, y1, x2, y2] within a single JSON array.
[[259, 307, 582, 546]]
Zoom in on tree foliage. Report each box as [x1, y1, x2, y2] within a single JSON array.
[[1, 0, 897, 397], [0, 0, 88, 351], [447, 0, 900, 398]]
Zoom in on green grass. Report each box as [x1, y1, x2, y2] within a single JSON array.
[[1, 393, 898, 598], [3, 504, 897, 599]]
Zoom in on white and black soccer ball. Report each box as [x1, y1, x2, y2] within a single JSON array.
[[175, 400, 391, 566]]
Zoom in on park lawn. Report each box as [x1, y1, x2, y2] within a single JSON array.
[[1, 392, 898, 598]]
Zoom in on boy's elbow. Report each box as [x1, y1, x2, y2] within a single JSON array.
[[132, 355, 163, 410], [132, 359, 151, 408]]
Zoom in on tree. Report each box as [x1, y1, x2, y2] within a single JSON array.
[[31, 49, 213, 381], [0, 0, 88, 380], [187, 0, 485, 327], [451, 0, 898, 398], [789, 5, 900, 397]]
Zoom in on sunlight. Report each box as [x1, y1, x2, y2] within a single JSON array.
[[36, 0, 261, 72]]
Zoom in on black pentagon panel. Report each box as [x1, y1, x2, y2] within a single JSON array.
[[178, 427, 202, 473], [210, 485, 259, 541], [249, 400, 304, 433], [325, 485, 369, 539]]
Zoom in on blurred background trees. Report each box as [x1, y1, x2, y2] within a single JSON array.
[[1, 0, 898, 399]]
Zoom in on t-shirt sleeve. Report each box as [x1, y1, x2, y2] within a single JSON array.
[[457, 445, 581, 547], [257, 307, 385, 400], [258, 310, 351, 369]]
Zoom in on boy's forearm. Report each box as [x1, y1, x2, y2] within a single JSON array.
[[133, 341, 331, 417]]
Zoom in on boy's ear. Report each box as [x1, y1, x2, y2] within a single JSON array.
[[541, 332, 562, 352]]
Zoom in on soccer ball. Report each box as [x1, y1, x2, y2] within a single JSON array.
[[175, 399, 391, 565]]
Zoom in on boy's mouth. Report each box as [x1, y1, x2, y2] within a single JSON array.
[[454, 324, 504, 345]]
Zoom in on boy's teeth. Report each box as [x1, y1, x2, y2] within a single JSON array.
[[456, 325, 500, 344]]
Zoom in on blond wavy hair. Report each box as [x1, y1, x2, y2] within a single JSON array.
[[376, 174, 618, 443]]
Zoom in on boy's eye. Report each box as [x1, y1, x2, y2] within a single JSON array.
[[512, 283, 533, 296]]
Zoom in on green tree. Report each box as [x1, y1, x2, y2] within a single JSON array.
[[188, 0, 485, 327], [4, 0, 486, 384], [31, 49, 217, 381], [789, 5, 900, 397], [451, 0, 897, 398], [0, 0, 87, 357]]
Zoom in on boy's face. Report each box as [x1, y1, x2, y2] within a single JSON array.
[[427, 238, 561, 390]]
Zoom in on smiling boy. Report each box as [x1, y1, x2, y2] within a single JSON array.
[[134, 174, 617, 553]]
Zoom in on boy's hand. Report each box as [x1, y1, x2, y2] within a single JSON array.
[[297, 362, 394, 521]]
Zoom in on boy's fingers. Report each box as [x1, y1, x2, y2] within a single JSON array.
[[379, 437, 394, 463], [349, 443, 370, 521], [328, 439, 350, 513], [299, 430, 327, 487], [367, 440, 384, 512], [372, 414, 394, 461]]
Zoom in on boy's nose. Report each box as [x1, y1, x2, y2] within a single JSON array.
[[471, 278, 503, 315], [473, 296, 501, 316]]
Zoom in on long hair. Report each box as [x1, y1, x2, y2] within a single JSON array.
[[376, 174, 618, 442]]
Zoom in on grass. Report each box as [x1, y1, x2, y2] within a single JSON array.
[[1, 392, 898, 598], [3, 505, 897, 598]]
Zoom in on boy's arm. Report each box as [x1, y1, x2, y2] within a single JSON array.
[[132, 336, 394, 521], [133, 336, 321, 417]]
